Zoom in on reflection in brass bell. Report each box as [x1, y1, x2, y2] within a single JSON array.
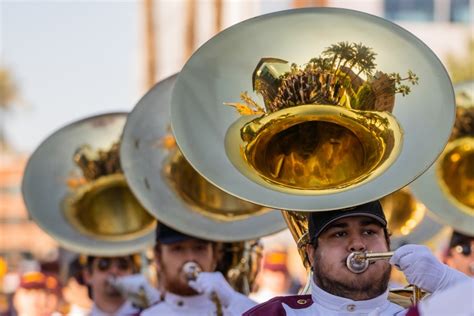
[[225, 49, 410, 195]]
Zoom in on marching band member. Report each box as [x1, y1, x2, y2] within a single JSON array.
[[83, 255, 142, 316], [141, 223, 257, 316], [244, 201, 469, 316], [442, 230, 474, 277]]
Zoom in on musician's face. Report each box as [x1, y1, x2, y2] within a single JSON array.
[[445, 240, 474, 277], [155, 239, 217, 296], [306, 216, 391, 301], [83, 256, 134, 300]]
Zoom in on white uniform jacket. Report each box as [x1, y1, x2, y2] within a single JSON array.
[[89, 301, 140, 316], [244, 279, 406, 316], [141, 291, 256, 316]]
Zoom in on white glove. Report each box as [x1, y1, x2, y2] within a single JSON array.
[[188, 271, 235, 307], [368, 308, 381, 316], [389, 245, 468, 293], [109, 274, 161, 308]]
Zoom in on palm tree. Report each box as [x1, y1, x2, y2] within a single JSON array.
[[143, 0, 157, 90], [0, 67, 19, 150], [0, 67, 17, 109]]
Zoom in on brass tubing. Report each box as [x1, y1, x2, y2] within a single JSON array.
[[354, 251, 395, 262], [346, 251, 423, 305], [346, 251, 395, 273]]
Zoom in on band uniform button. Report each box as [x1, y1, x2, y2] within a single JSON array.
[[296, 299, 307, 305], [347, 304, 356, 311]]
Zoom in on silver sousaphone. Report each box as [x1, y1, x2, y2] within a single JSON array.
[[22, 113, 156, 256], [170, 8, 455, 212], [120, 74, 286, 241], [120, 74, 287, 294], [411, 81, 474, 235]]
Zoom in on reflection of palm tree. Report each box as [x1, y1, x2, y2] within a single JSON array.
[[352, 43, 377, 78], [323, 43, 343, 70], [336, 42, 355, 74], [0, 67, 19, 149]]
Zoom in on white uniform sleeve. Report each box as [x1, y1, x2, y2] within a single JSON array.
[[417, 279, 474, 316], [224, 292, 258, 316], [390, 244, 469, 293]]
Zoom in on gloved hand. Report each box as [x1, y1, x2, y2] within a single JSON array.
[[108, 274, 161, 308], [390, 244, 468, 293], [188, 271, 235, 307]]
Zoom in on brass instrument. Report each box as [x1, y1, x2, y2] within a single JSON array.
[[168, 8, 456, 307], [183, 262, 224, 316], [346, 251, 395, 273], [411, 81, 474, 235], [22, 113, 156, 255], [183, 261, 202, 281], [120, 75, 287, 294], [380, 188, 444, 249], [346, 251, 425, 306], [170, 8, 455, 212]]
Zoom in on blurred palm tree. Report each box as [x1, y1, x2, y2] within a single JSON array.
[[0, 67, 19, 151]]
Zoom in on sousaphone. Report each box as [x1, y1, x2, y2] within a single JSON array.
[[411, 81, 474, 235], [22, 113, 156, 256], [169, 8, 455, 304], [380, 187, 444, 249], [120, 74, 286, 241], [170, 7, 455, 212], [120, 74, 288, 293]]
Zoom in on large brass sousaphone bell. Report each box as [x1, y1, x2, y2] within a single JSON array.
[[22, 113, 156, 256], [411, 81, 474, 235], [170, 8, 455, 211]]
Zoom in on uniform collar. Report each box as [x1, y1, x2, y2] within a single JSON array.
[[90, 301, 138, 316], [164, 291, 213, 309], [311, 278, 391, 313]]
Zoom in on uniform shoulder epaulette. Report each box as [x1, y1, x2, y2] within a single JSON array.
[[243, 294, 313, 316]]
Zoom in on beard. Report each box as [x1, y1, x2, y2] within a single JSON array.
[[104, 281, 123, 298], [159, 262, 199, 296], [313, 251, 391, 301]]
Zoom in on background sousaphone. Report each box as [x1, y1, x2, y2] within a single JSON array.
[[411, 80, 474, 236], [22, 113, 156, 256], [120, 74, 288, 293]]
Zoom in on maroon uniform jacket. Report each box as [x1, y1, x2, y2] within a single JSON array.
[[243, 295, 313, 316]]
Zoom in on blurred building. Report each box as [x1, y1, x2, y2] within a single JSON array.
[[0, 149, 57, 271], [146, 0, 472, 85], [326, 0, 472, 61]]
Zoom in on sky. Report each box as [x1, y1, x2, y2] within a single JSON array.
[[1, 0, 295, 153], [1, 0, 472, 153], [2, 1, 143, 153]]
